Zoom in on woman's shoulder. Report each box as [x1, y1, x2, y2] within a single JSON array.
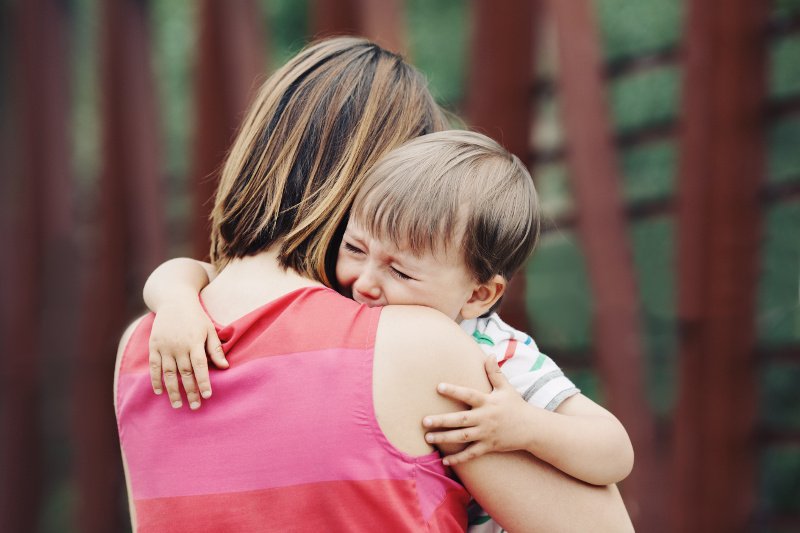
[[371, 305, 492, 455], [376, 305, 482, 368]]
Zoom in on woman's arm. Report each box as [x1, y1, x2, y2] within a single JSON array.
[[375, 307, 634, 532], [143, 258, 227, 409], [453, 450, 631, 532]]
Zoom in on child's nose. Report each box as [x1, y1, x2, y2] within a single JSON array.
[[354, 272, 381, 299]]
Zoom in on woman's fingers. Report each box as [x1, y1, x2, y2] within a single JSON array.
[[422, 410, 474, 429], [436, 382, 486, 407], [442, 442, 491, 466], [190, 344, 212, 400], [176, 352, 201, 410], [161, 355, 183, 408], [149, 348, 163, 395], [206, 327, 228, 369]]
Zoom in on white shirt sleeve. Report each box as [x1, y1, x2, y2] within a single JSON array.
[[460, 313, 579, 411]]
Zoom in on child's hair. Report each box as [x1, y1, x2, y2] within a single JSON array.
[[210, 36, 448, 285], [351, 130, 539, 285]]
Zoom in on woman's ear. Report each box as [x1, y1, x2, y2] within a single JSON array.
[[460, 275, 507, 320]]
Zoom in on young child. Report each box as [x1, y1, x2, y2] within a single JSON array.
[[144, 131, 633, 532]]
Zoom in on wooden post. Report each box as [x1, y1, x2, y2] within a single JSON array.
[[75, 0, 164, 530], [311, 0, 360, 38], [190, 0, 265, 260], [672, 0, 768, 530], [357, 0, 406, 55], [312, 0, 406, 56], [547, 0, 663, 529], [0, 0, 70, 530], [465, 0, 537, 331]]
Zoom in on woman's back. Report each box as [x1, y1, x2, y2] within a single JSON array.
[[116, 286, 469, 531]]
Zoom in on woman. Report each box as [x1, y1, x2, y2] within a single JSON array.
[[115, 37, 632, 531]]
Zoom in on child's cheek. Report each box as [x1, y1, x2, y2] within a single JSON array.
[[334, 258, 354, 291]]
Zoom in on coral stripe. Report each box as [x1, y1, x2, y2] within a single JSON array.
[[135, 479, 468, 532], [498, 339, 518, 368]]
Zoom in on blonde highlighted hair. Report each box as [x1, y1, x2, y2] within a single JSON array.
[[351, 130, 540, 284], [210, 37, 448, 284]]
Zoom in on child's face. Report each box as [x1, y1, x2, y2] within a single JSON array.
[[335, 218, 478, 321]]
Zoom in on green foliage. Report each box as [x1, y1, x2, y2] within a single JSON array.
[[609, 66, 680, 134], [630, 218, 676, 415], [770, 34, 800, 100], [534, 163, 573, 220], [774, 0, 800, 20], [150, 0, 197, 181], [39, 479, 76, 533], [406, 0, 469, 108], [760, 363, 800, 431], [768, 117, 800, 184], [594, 0, 683, 61], [532, 95, 564, 154], [620, 141, 676, 202], [759, 446, 800, 514], [525, 231, 592, 352], [71, 0, 100, 185], [566, 368, 604, 404], [262, 0, 309, 68], [757, 202, 800, 345]]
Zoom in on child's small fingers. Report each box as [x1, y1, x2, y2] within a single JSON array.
[[442, 443, 490, 466], [161, 356, 183, 408], [176, 354, 201, 410], [425, 428, 480, 445], [436, 383, 486, 406], [422, 411, 474, 429], [148, 349, 163, 395], [190, 345, 212, 400], [206, 328, 228, 369]]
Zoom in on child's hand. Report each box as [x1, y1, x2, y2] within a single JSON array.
[[148, 301, 229, 410], [422, 357, 533, 465]]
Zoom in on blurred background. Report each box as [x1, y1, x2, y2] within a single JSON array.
[[0, 0, 798, 531]]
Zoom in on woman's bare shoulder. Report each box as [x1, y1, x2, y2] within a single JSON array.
[[378, 305, 489, 384], [372, 305, 491, 455]]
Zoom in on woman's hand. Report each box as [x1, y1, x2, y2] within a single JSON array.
[[422, 357, 535, 465], [148, 300, 228, 409]]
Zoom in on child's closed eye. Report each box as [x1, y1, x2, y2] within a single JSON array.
[[390, 267, 414, 281]]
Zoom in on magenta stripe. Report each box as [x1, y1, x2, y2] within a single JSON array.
[[117, 348, 436, 499]]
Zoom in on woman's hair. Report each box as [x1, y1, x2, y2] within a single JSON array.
[[210, 36, 448, 284], [351, 130, 540, 284]]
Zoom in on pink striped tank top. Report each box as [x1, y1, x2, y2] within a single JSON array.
[[116, 286, 470, 532]]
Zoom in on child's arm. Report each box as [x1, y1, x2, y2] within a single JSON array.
[[143, 258, 228, 409], [423, 357, 634, 486]]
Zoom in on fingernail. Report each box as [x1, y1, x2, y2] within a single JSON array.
[[201, 390, 212, 399], [423, 417, 432, 427], [172, 401, 182, 409], [442, 458, 450, 466], [425, 433, 434, 443], [155, 389, 162, 395], [190, 401, 201, 410], [437, 383, 447, 393]]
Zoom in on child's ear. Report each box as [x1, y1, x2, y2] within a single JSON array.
[[460, 275, 507, 320]]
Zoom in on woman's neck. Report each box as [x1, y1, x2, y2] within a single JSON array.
[[201, 248, 325, 325]]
